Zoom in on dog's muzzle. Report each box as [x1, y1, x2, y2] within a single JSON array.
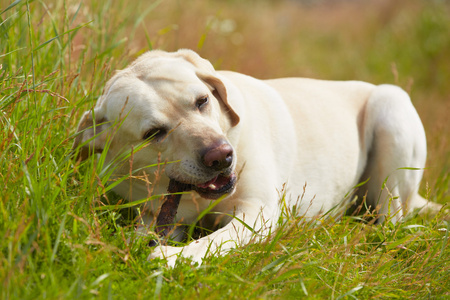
[[171, 141, 237, 199], [192, 172, 237, 199], [201, 142, 234, 171]]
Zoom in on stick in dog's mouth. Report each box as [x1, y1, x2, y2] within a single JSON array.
[[148, 173, 237, 247], [148, 179, 192, 247]]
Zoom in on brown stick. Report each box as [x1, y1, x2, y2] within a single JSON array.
[[148, 179, 191, 247]]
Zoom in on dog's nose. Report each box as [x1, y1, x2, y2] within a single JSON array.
[[202, 143, 234, 171]]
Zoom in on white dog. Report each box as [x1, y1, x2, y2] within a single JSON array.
[[73, 49, 439, 266]]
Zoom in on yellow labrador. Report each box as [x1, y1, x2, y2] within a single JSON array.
[[74, 49, 439, 266]]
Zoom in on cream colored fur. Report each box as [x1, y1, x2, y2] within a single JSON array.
[[74, 49, 440, 266]]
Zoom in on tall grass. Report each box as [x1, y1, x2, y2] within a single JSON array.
[[1, 0, 449, 298]]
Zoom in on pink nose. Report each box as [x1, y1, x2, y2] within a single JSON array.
[[202, 143, 234, 171]]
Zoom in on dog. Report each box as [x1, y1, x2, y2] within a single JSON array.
[[73, 49, 440, 266]]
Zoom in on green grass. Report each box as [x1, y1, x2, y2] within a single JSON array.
[[1, 0, 449, 299]]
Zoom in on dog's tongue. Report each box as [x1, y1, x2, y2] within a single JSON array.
[[196, 174, 234, 191], [196, 176, 219, 189]]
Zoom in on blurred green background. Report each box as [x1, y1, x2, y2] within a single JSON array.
[[1, 0, 449, 298]]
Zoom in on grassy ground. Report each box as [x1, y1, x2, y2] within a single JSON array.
[[1, 0, 449, 298]]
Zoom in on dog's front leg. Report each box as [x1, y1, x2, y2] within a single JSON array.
[[148, 201, 275, 267]]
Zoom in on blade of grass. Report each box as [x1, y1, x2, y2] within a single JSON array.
[[33, 21, 93, 52], [0, 0, 22, 15]]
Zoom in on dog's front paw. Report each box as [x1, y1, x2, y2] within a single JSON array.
[[148, 244, 206, 267], [148, 245, 182, 267]]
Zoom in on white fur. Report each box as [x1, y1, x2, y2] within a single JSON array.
[[74, 49, 439, 267]]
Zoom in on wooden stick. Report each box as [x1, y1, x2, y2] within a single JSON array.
[[148, 179, 191, 247]]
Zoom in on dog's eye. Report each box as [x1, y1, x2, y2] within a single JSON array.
[[143, 128, 167, 141], [196, 95, 209, 110]]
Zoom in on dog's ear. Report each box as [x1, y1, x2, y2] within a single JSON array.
[[72, 105, 111, 160], [176, 49, 240, 127], [197, 72, 240, 127]]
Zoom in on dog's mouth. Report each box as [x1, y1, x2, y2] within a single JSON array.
[[171, 172, 237, 200], [194, 172, 237, 199]]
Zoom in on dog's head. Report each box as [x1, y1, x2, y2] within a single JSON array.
[[73, 49, 240, 199]]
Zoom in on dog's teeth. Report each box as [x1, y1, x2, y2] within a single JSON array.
[[208, 184, 217, 190]]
